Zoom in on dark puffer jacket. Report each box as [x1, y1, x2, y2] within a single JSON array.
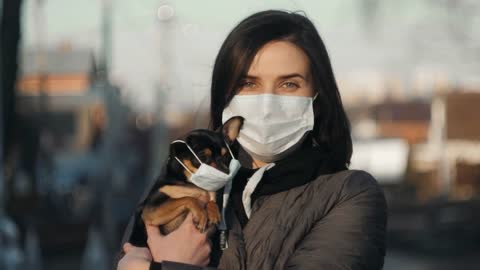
[[217, 169, 387, 270], [114, 137, 387, 270]]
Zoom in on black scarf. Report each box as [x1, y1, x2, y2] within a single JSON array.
[[229, 133, 345, 228]]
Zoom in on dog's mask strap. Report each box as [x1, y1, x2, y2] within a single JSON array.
[[224, 140, 235, 159], [174, 156, 194, 175], [171, 139, 203, 164]]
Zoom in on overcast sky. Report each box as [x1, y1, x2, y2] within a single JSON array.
[[20, 0, 480, 112]]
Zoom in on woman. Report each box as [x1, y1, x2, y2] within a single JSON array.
[[117, 10, 387, 270]]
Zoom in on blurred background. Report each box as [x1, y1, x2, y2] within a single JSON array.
[[1, 0, 480, 269]]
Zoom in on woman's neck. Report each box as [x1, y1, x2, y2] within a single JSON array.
[[238, 146, 269, 169], [251, 157, 269, 169]]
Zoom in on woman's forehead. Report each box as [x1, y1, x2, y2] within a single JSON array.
[[247, 40, 310, 79]]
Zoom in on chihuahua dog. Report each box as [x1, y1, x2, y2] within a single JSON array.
[[140, 116, 243, 236]]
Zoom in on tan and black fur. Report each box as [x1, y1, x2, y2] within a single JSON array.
[[140, 116, 244, 236]]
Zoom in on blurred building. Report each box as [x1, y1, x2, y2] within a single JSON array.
[[16, 46, 103, 153], [410, 91, 480, 201], [349, 88, 480, 202], [373, 101, 431, 145], [17, 46, 95, 96]]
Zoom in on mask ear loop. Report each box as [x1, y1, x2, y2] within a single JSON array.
[[224, 140, 235, 159], [171, 140, 204, 175], [174, 157, 194, 175]]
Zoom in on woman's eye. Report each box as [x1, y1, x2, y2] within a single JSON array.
[[282, 82, 299, 89], [240, 81, 256, 88]]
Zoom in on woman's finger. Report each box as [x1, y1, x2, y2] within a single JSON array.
[[123, 243, 133, 253], [145, 224, 163, 239], [201, 257, 210, 267], [122, 243, 153, 261], [118, 246, 152, 270], [178, 212, 195, 231]]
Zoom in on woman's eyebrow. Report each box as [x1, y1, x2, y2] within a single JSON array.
[[244, 73, 306, 80], [278, 73, 306, 80], [244, 75, 259, 80]]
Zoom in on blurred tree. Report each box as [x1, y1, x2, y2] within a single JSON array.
[[1, 0, 22, 158]]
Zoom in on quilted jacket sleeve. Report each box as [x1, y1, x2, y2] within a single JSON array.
[[285, 171, 388, 270], [150, 261, 218, 270]]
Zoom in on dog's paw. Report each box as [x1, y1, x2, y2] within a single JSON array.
[[191, 208, 208, 233], [206, 201, 221, 227]]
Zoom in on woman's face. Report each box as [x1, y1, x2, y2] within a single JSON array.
[[237, 41, 315, 97]]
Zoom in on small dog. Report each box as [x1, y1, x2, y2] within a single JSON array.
[[140, 116, 243, 236]]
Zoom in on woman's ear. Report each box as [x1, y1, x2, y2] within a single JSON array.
[[221, 116, 244, 144]]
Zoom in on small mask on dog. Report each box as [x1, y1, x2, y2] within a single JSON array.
[[171, 139, 241, 192]]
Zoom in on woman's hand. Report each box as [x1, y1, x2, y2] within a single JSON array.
[[117, 243, 152, 270], [146, 212, 212, 266]]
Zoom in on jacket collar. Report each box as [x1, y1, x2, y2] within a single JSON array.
[[250, 132, 342, 201], [230, 132, 345, 228]]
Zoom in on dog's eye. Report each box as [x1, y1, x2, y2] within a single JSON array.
[[196, 152, 207, 160], [196, 148, 213, 162]]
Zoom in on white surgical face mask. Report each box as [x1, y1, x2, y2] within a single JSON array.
[[171, 140, 241, 192], [222, 93, 316, 162]]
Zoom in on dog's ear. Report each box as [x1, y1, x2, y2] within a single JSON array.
[[220, 116, 244, 144]]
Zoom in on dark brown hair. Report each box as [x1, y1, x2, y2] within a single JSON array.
[[209, 10, 352, 168]]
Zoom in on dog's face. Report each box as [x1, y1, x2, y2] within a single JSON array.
[[169, 116, 244, 180]]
